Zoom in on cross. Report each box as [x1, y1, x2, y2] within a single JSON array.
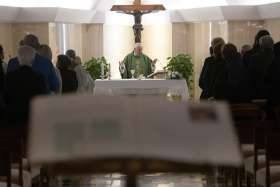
[[111, 0, 166, 43]]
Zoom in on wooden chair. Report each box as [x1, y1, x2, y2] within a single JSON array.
[[230, 103, 266, 187], [274, 106, 280, 126], [0, 151, 12, 187], [264, 129, 280, 187], [0, 128, 25, 187]]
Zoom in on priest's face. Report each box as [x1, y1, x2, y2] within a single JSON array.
[[134, 46, 142, 56]]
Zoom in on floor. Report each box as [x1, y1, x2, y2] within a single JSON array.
[[49, 172, 223, 187]]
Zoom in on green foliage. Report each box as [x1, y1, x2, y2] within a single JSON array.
[[165, 54, 194, 90], [84, 57, 109, 80]]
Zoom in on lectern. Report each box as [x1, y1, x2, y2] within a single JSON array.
[[28, 95, 242, 187]]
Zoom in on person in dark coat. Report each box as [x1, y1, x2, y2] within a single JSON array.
[[266, 42, 280, 106], [4, 46, 48, 126], [199, 37, 225, 99], [0, 45, 6, 123], [56, 55, 78, 93], [243, 30, 270, 67], [249, 35, 275, 99], [213, 43, 252, 102]]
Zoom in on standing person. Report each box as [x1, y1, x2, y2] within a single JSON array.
[[0, 45, 6, 122], [243, 30, 270, 67], [0, 45, 6, 94], [249, 35, 275, 99], [240, 44, 251, 59], [56, 55, 78, 93], [7, 34, 60, 93], [266, 42, 280, 106], [66, 49, 94, 93], [199, 37, 225, 99], [4, 46, 48, 126], [121, 43, 157, 79], [213, 43, 251, 102], [72, 56, 94, 93], [38, 44, 62, 94]]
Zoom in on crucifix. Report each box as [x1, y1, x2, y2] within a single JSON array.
[[111, 0, 166, 43]]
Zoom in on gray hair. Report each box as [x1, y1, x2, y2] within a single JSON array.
[[259, 35, 274, 49], [18, 45, 36, 66]]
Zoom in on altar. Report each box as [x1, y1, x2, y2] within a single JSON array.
[[94, 79, 189, 101]]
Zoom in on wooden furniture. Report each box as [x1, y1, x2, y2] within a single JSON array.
[[230, 103, 266, 187], [265, 129, 280, 187], [0, 138, 24, 187]]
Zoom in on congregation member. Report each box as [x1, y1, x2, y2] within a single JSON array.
[[0, 45, 6, 122], [240, 44, 251, 59], [199, 37, 225, 99], [38, 44, 62, 94], [267, 42, 280, 106], [7, 34, 60, 93], [120, 43, 157, 79], [249, 35, 275, 99], [243, 30, 270, 67], [0, 45, 6, 94], [56, 55, 78, 93], [4, 46, 48, 126], [213, 43, 251, 102], [66, 49, 94, 93]]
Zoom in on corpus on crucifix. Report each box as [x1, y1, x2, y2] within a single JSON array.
[[111, 0, 165, 43], [111, 0, 165, 79]]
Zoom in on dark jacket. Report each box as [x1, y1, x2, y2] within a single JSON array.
[[266, 58, 280, 106], [199, 56, 213, 99], [249, 49, 275, 99], [243, 47, 261, 67], [4, 65, 48, 126], [213, 55, 252, 102], [199, 56, 225, 99], [59, 69, 78, 93], [0, 60, 4, 93]]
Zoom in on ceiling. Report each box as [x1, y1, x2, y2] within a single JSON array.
[[0, 0, 280, 23]]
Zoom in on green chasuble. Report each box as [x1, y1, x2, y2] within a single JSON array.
[[121, 52, 153, 79]]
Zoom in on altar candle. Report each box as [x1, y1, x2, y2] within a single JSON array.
[[101, 63, 104, 79]]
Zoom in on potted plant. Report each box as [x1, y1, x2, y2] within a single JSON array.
[[84, 57, 109, 80], [165, 53, 194, 91]]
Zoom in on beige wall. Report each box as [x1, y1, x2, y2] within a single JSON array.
[[0, 23, 49, 61], [264, 19, 280, 42], [142, 24, 172, 71], [227, 20, 265, 50], [0, 23, 13, 61], [103, 25, 134, 79], [12, 23, 50, 55], [82, 24, 103, 62]]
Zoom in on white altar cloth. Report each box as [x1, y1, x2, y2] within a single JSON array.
[[94, 79, 189, 100]]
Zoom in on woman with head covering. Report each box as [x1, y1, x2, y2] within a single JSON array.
[[56, 55, 78, 93]]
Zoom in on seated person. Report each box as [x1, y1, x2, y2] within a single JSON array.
[[120, 43, 157, 79], [56, 55, 78, 93], [4, 46, 48, 126]]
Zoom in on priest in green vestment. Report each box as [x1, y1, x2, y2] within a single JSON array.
[[120, 43, 157, 79]]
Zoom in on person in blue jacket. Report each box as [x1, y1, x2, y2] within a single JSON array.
[[7, 34, 59, 93]]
